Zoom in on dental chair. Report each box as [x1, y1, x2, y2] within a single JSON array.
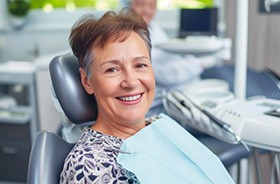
[[200, 64, 280, 99], [27, 53, 98, 184], [27, 54, 248, 184]]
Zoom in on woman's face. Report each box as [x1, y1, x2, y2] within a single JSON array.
[[131, 0, 157, 24], [81, 32, 155, 130]]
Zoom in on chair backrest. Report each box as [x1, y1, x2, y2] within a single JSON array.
[[27, 131, 74, 184], [27, 53, 98, 184], [49, 53, 98, 123]]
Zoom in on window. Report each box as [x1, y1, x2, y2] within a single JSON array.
[[158, 0, 214, 9], [30, 0, 119, 12], [29, 0, 214, 12]]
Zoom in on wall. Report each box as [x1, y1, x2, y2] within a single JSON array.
[[224, 1, 280, 75], [1, 29, 70, 62], [0, 8, 98, 63], [248, 0, 280, 73]]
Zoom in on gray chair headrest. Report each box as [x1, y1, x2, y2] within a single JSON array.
[[49, 53, 98, 124]]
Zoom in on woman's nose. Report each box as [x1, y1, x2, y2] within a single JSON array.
[[120, 70, 140, 89]]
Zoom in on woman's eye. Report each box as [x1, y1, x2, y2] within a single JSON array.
[[137, 63, 148, 68], [106, 68, 118, 73]]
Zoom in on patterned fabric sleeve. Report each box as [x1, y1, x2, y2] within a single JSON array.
[[60, 131, 140, 184]]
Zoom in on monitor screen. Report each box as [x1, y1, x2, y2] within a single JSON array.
[[179, 8, 218, 38]]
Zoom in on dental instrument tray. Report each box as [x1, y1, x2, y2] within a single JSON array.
[[163, 90, 280, 152]]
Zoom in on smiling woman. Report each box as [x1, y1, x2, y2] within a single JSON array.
[[59, 9, 155, 183]]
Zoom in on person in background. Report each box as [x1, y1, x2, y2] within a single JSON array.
[[129, 0, 217, 117]]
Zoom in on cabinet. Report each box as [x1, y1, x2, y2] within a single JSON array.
[[0, 61, 39, 183]]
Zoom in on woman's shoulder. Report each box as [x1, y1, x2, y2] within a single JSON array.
[[60, 128, 139, 183], [70, 128, 123, 156]]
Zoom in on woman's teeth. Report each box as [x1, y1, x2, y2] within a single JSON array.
[[118, 94, 141, 101]]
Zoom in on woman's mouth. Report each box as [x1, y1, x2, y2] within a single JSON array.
[[117, 94, 142, 102]]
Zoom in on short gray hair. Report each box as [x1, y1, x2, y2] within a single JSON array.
[[69, 8, 151, 77]]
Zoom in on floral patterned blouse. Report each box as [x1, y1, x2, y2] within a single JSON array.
[[59, 128, 140, 184]]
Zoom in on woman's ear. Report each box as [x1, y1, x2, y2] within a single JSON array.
[[79, 68, 94, 94]]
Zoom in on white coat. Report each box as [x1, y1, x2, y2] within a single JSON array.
[[147, 22, 202, 116]]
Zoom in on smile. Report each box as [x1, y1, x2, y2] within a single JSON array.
[[117, 94, 142, 102]]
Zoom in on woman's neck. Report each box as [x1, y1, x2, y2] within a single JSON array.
[[91, 117, 146, 139]]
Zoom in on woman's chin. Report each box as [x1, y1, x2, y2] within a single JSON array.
[[120, 111, 146, 123]]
